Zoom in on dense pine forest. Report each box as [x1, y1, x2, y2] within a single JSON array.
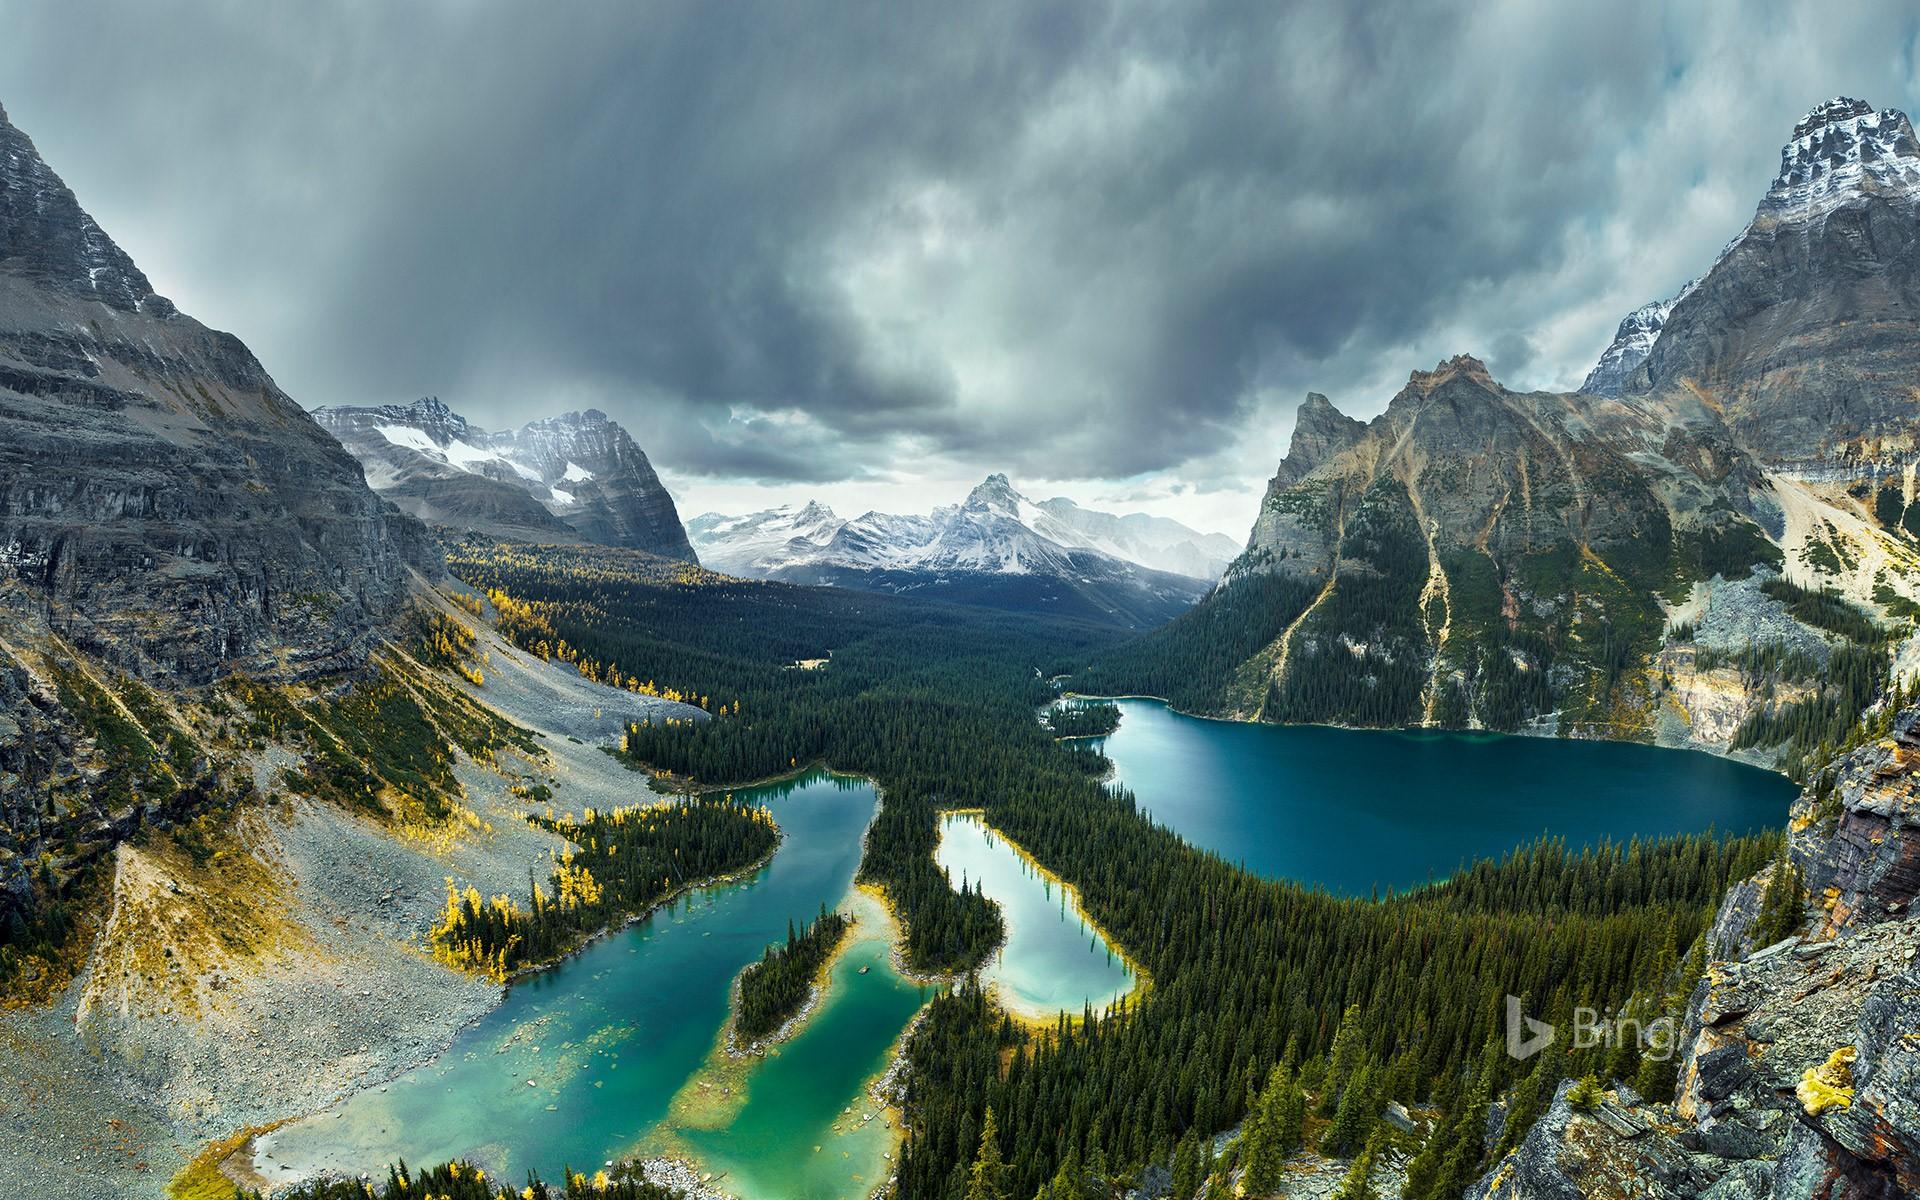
[[1044, 699, 1122, 738], [734, 904, 850, 1041], [445, 538, 1789, 1199]]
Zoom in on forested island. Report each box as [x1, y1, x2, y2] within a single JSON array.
[[1043, 699, 1121, 738], [733, 904, 852, 1043]]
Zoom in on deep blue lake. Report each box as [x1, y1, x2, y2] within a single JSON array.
[[1095, 698, 1798, 896]]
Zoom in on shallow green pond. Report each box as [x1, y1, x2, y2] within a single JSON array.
[[255, 771, 927, 1199]]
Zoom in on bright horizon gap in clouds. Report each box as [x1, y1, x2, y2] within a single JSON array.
[[6, 4, 1920, 543]]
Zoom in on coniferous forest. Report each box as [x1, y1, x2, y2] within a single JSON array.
[[433, 796, 778, 979], [446, 539, 1785, 1200], [734, 904, 851, 1041]]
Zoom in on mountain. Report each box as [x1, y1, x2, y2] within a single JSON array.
[[0, 101, 433, 683], [1580, 294, 1679, 396], [1030, 497, 1241, 580], [1082, 98, 1920, 755], [689, 475, 1214, 627], [1622, 97, 1920, 468], [313, 397, 696, 560]]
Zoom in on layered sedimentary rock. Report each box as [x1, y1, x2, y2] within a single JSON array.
[[1628, 98, 1920, 470], [0, 101, 434, 683]]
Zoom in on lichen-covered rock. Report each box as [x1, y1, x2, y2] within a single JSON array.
[[1781, 967, 1920, 1196], [1483, 685, 1920, 1200], [1792, 713, 1920, 934]]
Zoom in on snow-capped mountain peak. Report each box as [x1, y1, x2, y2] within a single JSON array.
[[1584, 98, 1920, 399], [314, 398, 695, 559], [686, 474, 1217, 626], [1581, 294, 1680, 397], [690, 474, 1237, 584], [962, 472, 1022, 514], [1762, 97, 1920, 221]]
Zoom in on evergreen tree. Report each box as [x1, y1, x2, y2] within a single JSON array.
[[1040, 1148, 1080, 1200], [1405, 1047, 1495, 1200], [1317, 1004, 1366, 1115], [1273, 1071, 1306, 1156], [1330, 1130, 1386, 1200], [1169, 1130, 1203, 1200], [1752, 842, 1805, 947], [1567, 1074, 1605, 1111], [1082, 1141, 1111, 1200], [1319, 1061, 1379, 1156], [967, 1107, 1005, 1200], [1237, 1066, 1287, 1196]]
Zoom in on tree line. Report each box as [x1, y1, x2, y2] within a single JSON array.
[[432, 797, 777, 980]]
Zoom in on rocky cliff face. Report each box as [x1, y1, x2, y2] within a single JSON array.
[[1117, 98, 1920, 741], [1473, 709, 1920, 1200], [0, 101, 434, 684], [313, 397, 696, 561], [1192, 350, 1771, 731], [1264, 391, 1367, 490]]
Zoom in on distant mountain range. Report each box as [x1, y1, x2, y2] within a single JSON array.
[[689, 474, 1231, 627], [313, 397, 696, 560]]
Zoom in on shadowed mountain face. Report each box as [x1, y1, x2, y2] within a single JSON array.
[[0, 101, 434, 682], [1084, 98, 1920, 741], [313, 397, 696, 561]]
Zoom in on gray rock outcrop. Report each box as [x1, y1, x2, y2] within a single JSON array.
[[0, 101, 435, 684], [1474, 702, 1920, 1199]]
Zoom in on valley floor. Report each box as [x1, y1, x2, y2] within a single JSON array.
[[0, 618, 702, 1200]]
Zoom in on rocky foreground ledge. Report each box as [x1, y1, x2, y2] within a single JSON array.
[[1473, 711, 1920, 1199]]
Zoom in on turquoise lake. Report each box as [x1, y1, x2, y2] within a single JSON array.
[[1093, 698, 1798, 895], [247, 701, 1797, 1197], [255, 771, 928, 1200], [934, 812, 1134, 1020]]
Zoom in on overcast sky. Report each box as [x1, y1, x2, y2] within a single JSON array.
[[7, 3, 1920, 538]]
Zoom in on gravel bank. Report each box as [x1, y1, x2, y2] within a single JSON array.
[[0, 620, 705, 1200]]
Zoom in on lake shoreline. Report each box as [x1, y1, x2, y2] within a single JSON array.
[[1061, 691, 1792, 777], [935, 809, 1147, 1027], [1078, 695, 1797, 897]]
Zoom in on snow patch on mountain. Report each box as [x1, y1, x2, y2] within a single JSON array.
[[313, 396, 696, 560], [1761, 96, 1920, 221], [1581, 295, 1678, 397], [689, 474, 1233, 582]]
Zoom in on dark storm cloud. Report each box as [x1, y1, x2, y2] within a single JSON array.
[[5, 1, 1920, 487]]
